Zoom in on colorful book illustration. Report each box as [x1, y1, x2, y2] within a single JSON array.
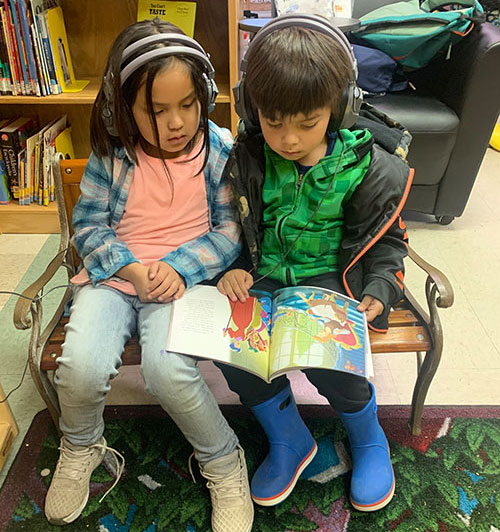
[[167, 285, 373, 383], [45, 6, 88, 92], [137, 0, 197, 38]]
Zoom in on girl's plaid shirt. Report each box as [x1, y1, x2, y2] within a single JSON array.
[[71, 121, 241, 288]]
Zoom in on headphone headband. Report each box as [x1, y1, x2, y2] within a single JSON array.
[[242, 13, 358, 81], [120, 46, 215, 84], [234, 13, 362, 131], [121, 33, 208, 64], [102, 30, 218, 137]]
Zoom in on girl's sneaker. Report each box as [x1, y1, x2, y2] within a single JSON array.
[[197, 445, 254, 532], [45, 436, 124, 525]]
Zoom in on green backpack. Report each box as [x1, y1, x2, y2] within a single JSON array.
[[350, 1, 485, 69]]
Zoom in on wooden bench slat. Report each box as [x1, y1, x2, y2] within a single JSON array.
[[387, 309, 422, 327], [41, 308, 431, 371], [369, 326, 431, 353]]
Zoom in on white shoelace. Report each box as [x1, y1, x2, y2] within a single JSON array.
[[189, 449, 246, 504], [57, 438, 125, 503], [93, 443, 126, 503]]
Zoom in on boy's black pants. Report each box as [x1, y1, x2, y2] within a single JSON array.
[[212, 272, 372, 414]]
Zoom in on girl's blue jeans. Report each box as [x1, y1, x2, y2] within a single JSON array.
[[54, 284, 238, 464]]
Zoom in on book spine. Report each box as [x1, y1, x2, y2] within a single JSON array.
[[37, 10, 58, 93], [0, 158, 10, 204], [1, 5, 19, 94], [30, 21, 45, 94], [0, 11, 10, 92], [7, 0, 29, 94], [5, 0, 25, 94], [18, 0, 40, 96], [0, 130, 22, 198]]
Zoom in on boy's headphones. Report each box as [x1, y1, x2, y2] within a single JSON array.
[[102, 32, 218, 137], [233, 13, 363, 132]]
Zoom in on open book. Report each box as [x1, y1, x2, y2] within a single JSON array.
[[167, 285, 373, 383]]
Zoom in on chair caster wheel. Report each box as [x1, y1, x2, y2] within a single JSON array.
[[436, 215, 454, 225]]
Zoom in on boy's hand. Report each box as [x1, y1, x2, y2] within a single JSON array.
[[357, 295, 384, 322], [147, 262, 185, 302], [217, 269, 253, 302]]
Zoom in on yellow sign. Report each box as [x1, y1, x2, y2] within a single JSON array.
[[137, 1, 197, 38]]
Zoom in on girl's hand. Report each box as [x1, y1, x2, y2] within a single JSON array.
[[357, 295, 384, 322], [147, 262, 185, 302], [217, 269, 254, 303], [117, 263, 151, 302]]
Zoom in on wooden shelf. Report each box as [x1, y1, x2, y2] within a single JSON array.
[[0, 0, 235, 234], [0, 81, 230, 105], [0, 202, 59, 234]]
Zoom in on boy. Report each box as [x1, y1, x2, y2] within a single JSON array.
[[216, 14, 413, 512]]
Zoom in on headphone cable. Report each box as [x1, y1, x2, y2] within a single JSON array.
[[252, 132, 347, 285]]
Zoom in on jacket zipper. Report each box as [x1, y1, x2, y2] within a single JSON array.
[[274, 166, 306, 282]]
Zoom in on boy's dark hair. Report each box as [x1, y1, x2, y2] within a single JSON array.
[[91, 19, 210, 173], [245, 26, 352, 121]]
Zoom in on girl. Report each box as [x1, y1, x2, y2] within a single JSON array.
[[44, 19, 253, 532]]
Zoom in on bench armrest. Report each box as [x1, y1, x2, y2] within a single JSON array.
[[407, 246, 454, 309], [13, 249, 69, 330]]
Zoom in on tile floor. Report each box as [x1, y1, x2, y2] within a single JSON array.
[[1, 146, 499, 485]]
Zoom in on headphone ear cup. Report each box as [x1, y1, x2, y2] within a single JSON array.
[[205, 74, 218, 113], [233, 75, 260, 127], [340, 82, 363, 129], [328, 82, 363, 132], [102, 72, 120, 137]]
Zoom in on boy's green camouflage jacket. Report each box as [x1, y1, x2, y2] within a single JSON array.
[[225, 103, 413, 332]]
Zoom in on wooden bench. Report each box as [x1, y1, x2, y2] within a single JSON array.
[[13, 159, 454, 436]]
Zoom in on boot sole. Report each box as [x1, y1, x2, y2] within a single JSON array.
[[350, 471, 395, 512], [252, 441, 318, 507]]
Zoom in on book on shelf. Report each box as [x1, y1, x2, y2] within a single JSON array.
[[137, 0, 197, 38], [30, 0, 60, 94], [8, 0, 32, 95], [45, 6, 88, 92], [0, 116, 37, 199], [17, 0, 42, 95], [0, 114, 71, 205], [0, 156, 10, 203], [167, 284, 373, 383]]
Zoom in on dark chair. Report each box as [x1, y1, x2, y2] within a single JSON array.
[[353, 0, 500, 224]]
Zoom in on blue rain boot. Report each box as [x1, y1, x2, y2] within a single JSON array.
[[339, 382, 395, 511], [250, 385, 317, 506]]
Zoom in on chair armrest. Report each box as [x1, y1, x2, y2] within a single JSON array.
[[13, 251, 67, 330], [407, 246, 454, 308]]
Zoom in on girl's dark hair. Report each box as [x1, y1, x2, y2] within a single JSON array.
[[91, 19, 210, 178], [245, 26, 352, 121]]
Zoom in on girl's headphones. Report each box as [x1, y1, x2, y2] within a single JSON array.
[[233, 13, 363, 132], [102, 32, 218, 137]]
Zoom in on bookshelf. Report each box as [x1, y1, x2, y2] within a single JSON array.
[[0, 0, 241, 234]]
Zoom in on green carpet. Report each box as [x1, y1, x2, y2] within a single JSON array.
[[0, 405, 499, 532]]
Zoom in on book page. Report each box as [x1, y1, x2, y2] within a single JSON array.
[[269, 286, 372, 379], [166, 285, 271, 381]]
